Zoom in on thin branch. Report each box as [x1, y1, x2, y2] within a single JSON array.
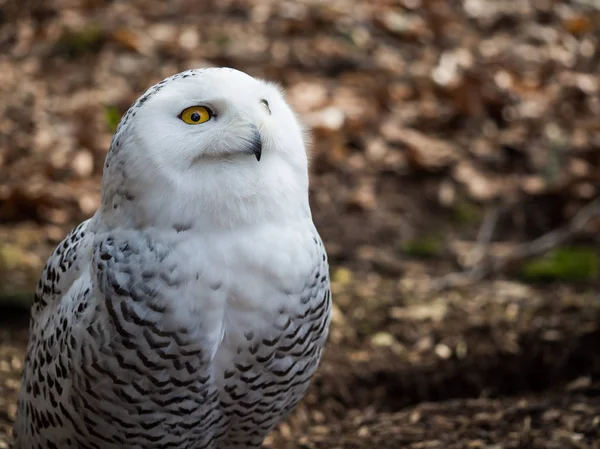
[[431, 196, 600, 292], [465, 205, 502, 267]]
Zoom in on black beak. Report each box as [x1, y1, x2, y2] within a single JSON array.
[[248, 127, 262, 161]]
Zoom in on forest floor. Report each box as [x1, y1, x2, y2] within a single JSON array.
[[1, 0, 599, 447], [1, 277, 599, 448]]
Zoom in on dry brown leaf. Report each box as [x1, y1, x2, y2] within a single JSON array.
[[381, 122, 462, 170]]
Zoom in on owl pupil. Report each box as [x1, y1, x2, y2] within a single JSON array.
[[191, 112, 201, 122]]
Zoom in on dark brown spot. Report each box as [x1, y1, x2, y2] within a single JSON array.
[[173, 223, 192, 233]]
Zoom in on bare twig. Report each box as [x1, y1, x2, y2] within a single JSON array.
[[431, 196, 600, 292], [464, 205, 502, 267]]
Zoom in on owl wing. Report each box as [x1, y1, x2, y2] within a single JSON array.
[[13, 219, 95, 448], [58, 228, 224, 448]]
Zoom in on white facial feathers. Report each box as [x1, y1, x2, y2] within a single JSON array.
[[98, 67, 312, 231]]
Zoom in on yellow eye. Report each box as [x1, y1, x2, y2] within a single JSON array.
[[179, 106, 212, 125]]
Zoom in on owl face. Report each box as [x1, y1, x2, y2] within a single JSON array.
[[99, 68, 312, 230], [116, 68, 307, 172]]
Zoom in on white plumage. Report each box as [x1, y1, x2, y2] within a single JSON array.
[[13, 67, 331, 449]]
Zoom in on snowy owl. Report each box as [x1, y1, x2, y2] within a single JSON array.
[[13, 67, 332, 449]]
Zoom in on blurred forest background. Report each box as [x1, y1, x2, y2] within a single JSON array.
[[0, 0, 599, 447]]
